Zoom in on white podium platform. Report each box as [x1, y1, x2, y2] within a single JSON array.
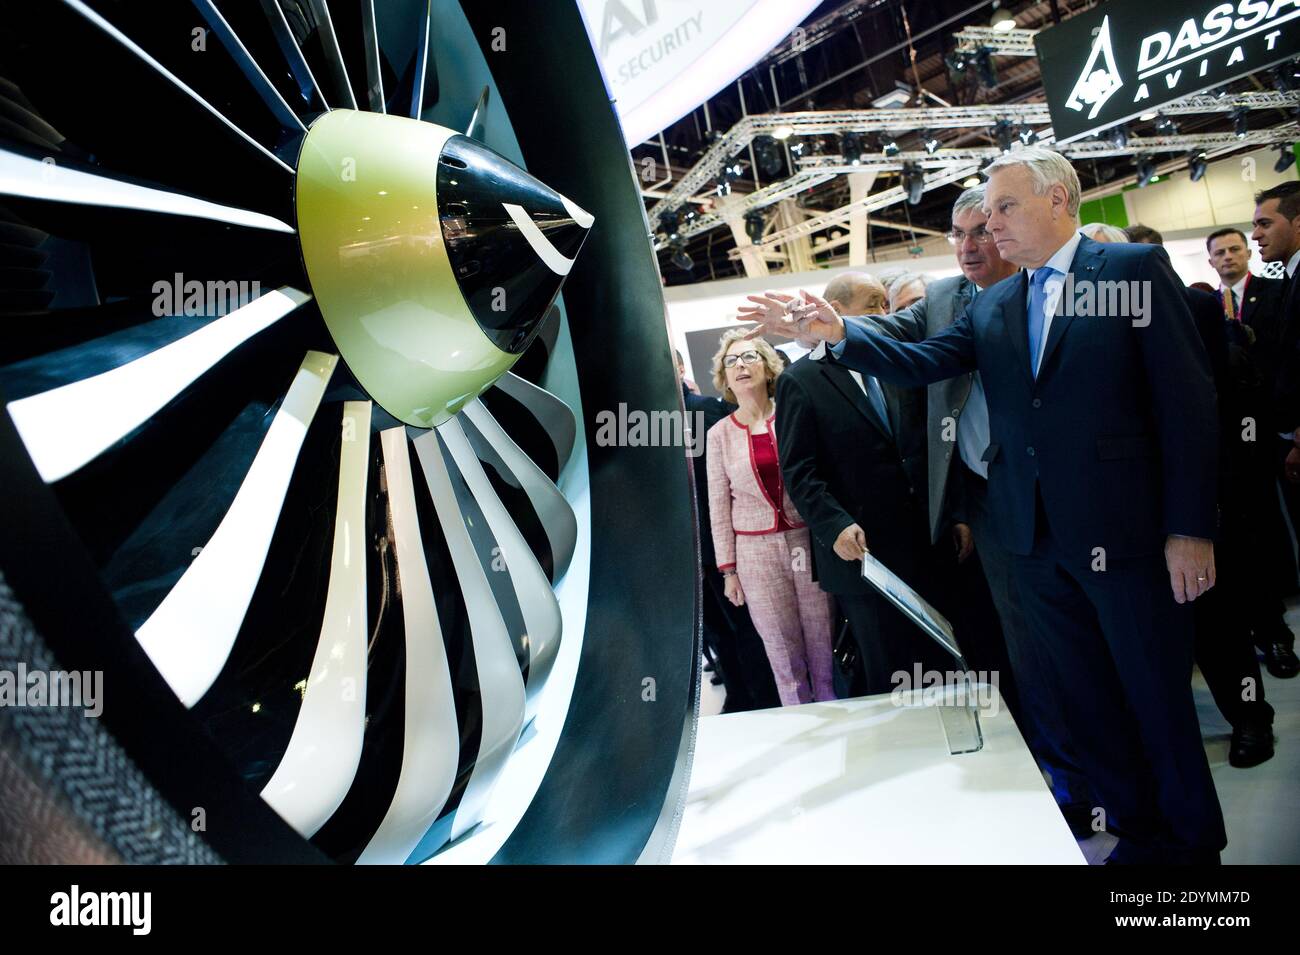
[[672, 687, 1086, 864]]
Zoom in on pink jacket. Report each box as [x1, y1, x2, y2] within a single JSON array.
[[706, 410, 805, 572]]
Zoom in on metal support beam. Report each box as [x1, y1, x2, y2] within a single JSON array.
[[646, 91, 1299, 223], [847, 171, 874, 266]]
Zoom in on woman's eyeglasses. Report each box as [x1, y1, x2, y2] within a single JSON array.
[[722, 351, 762, 368]]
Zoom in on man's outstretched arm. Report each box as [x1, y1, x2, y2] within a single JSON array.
[[739, 289, 976, 387]]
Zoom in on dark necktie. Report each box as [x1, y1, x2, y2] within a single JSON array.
[[863, 373, 892, 437]]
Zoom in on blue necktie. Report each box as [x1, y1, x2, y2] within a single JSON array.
[[1027, 267, 1057, 377], [864, 374, 892, 437]]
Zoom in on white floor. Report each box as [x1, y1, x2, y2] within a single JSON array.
[[686, 604, 1300, 864]]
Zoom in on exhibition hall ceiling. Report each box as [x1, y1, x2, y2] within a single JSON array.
[[639, 0, 1300, 285]]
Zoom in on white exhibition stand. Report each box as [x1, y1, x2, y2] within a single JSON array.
[[672, 687, 1086, 864]]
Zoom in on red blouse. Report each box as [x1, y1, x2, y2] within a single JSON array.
[[749, 430, 795, 532]]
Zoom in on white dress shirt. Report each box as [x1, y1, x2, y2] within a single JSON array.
[[1025, 230, 1084, 374]]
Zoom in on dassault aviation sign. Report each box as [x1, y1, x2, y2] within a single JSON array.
[[1036, 0, 1300, 142]]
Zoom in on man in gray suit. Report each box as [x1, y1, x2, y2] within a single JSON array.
[[755, 186, 1096, 830]]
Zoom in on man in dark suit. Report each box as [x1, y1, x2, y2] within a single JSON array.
[[859, 186, 1096, 825], [746, 147, 1226, 864], [1249, 184, 1300, 679], [774, 283, 951, 696], [683, 379, 779, 711]]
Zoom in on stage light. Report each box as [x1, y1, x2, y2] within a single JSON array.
[[1018, 126, 1038, 146], [754, 135, 785, 177], [1233, 108, 1249, 139], [1277, 143, 1297, 173], [990, 7, 1016, 31], [881, 136, 901, 157], [790, 141, 806, 156], [922, 131, 941, 154], [901, 162, 925, 205], [670, 238, 694, 271], [962, 175, 981, 188], [1153, 114, 1178, 135], [1187, 150, 1208, 182], [715, 159, 743, 196], [744, 210, 766, 243], [841, 131, 866, 165], [658, 208, 680, 241], [773, 124, 795, 140], [1135, 155, 1156, 187], [1271, 60, 1300, 92], [992, 118, 1015, 153], [1104, 124, 1129, 149], [974, 47, 998, 88]]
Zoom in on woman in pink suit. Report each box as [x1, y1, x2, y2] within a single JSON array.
[[705, 330, 836, 706]]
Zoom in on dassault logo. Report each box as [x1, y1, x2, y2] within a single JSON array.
[[1065, 15, 1123, 120]]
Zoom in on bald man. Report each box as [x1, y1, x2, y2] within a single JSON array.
[[823, 272, 888, 318]]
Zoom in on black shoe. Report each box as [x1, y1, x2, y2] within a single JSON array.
[[1264, 642, 1300, 679], [1229, 723, 1275, 768]]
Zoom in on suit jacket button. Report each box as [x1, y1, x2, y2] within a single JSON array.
[[1026, 446, 1036, 457], [1032, 398, 1042, 408]]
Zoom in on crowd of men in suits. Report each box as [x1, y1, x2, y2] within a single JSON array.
[[686, 148, 1300, 864]]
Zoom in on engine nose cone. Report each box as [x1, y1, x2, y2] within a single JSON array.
[[436, 133, 593, 354], [294, 109, 592, 428]]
